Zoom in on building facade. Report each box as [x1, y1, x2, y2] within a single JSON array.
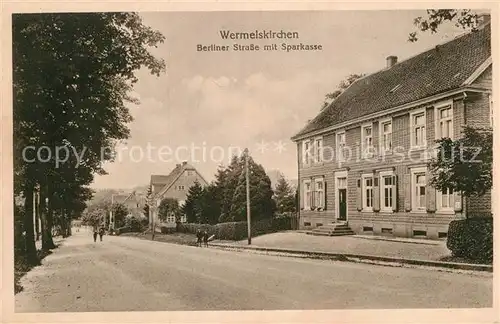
[[149, 161, 208, 225], [291, 22, 492, 239]]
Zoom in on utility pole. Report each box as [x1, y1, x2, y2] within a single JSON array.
[[246, 150, 251, 245], [110, 194, 114, 233]]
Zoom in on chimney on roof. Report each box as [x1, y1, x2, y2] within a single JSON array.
[[182, 161, 187, 166], [176, 164, 181, 168], [477, 13, 491, 29], [386, 56, 398, 68]]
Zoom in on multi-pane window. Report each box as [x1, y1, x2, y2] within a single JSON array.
[[411, 111, 426, 148], [314, 137, 323, 163], [303, 140, 311, 165], [412, 171, 426, 211], [304, 180, 311, 210], [336, 132, 346, 161], [362, 124, 373, 157], [438, 187, 454, 211], [167, 213, 176, 223], [380, 120, 392, 153], [437, 106, 453, 139], [363, 175, 373, 210], [381, 175, 394, 211], [315, 179, 325, 208]]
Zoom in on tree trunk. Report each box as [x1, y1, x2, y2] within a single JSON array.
[[23, 185, 39, 265], [40, 184, 56, 250], [35, 191, 40, 241]]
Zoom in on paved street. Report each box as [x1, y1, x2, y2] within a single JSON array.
[[15, 230, 492, 312]]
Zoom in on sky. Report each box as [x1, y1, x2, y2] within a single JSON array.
[[91, 10, 466, 189]]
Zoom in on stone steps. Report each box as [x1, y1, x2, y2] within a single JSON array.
[[307, 222, 355, 236]]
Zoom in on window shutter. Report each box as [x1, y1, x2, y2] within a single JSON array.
[[392, 175, 398, 212], [403, 173, 411, 212], [356, 178, 362, 211], [311, 183, 315, 209], [373, 175, 380, 212], [454, 191, 463, 212], [323, 181, 327, 210]]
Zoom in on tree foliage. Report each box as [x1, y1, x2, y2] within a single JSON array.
[[158, 198, 180, 222], [82, 208, 106, 228], [321, 74, 364, 109], [143, 185, 152, 221], [112, 203, 129, 228], [226, 150, 276, 222], [428, 127, 492, 198], [409, 10, 483, 42], [13, 12, 165, 264], [182, 181, 204, 223], [273, 173, 297, 213]]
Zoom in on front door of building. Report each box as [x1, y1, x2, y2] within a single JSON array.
[[338, 189, 347, 221]]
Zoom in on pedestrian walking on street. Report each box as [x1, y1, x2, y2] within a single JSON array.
[[93, 225, 98, 243], [99, 226, 105, 242]]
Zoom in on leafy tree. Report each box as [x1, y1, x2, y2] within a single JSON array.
[[273, 173, 296, 214], [143, 185, 152, 223], [428, 126, 492, 216], [228, 150, 276, 222], [112, 203, 129, 228], [13, 13, 165, 264], [199, 184, 222, 225], [321, 74, 365, 109], [409, 10, 485, 42], [158, 198, 180, 222], [82, 208, 106, 228], [182, 181, 204, 223]]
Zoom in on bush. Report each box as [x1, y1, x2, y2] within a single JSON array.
[[175, 216, 295, 241], [447, 218, 493, 264], [176, 223, 213, 234], [125, 215, 146, 232], [116, 226, 131, 235], [160, 224, 177, 234], [214, 222, 248, 240]]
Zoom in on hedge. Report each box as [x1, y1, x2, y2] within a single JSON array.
[[176, 215, 296, 241], [447, 218, 493, 264]]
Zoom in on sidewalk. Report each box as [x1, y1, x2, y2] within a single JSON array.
[[214, 231, 450, 261]]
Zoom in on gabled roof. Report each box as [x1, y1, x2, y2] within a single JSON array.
[[150, 162, 208, 199], [112, 194, 130, 204], [293, 24, 491, 140]]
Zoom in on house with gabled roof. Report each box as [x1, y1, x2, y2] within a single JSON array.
[[291, 18, 492, 239], [113, 191, 146, 218], [149, 161, 208, 224]]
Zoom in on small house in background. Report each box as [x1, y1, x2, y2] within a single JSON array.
[[113, 191, 147, 218], [149, 161, 208, 225]]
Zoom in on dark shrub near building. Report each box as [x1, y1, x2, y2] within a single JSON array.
[[447, 218, 493, 264]]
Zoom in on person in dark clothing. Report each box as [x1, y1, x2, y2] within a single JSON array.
[[203, 231, 209, 247], [99, 227, 105, 242], [93, 226, 98, 242], [196, 229, 202, 247]]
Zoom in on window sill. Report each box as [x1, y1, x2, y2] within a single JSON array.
[[436, 209, 455, 215], [361, 209, 374, 213], [380, 209, 394, 213], [410, 146, 426, 152], [411, 209, 427, 214]]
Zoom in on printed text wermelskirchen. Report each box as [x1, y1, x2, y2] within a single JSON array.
[[219, 30, 299, 40]]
